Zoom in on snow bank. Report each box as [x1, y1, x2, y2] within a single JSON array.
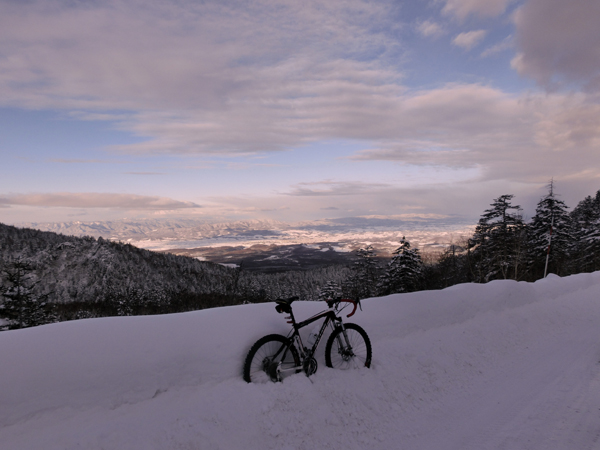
[[2, 273, 600, 449]]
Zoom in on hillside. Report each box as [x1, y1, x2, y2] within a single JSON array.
[[0, 222, 239, 313], [2, 272, 600, 449], [0, 222, 353, 323]]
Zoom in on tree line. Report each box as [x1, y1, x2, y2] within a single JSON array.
[[445, 182, 600, 285], [340, 182, 600, 299], [350, 182, 600, 295]]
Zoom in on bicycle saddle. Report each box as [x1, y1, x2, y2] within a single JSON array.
[[275, 296, 298, 313]]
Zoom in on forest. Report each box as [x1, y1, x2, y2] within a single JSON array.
[[2, 183, 600, 330]]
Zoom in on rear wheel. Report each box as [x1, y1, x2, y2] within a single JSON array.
[[325, 323, 372, 370], [243, 334, 300, 383]]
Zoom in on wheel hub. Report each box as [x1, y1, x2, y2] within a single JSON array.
[[262, 358, 281, 382], [340, 349, 354, 362]]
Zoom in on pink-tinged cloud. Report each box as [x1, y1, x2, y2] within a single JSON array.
[[0, 0, 397, 112], [284, 180, 391, 197], [442, 0, 516, 20], [0, 0, 404, 155], [416, 20, 444, 39], [452, 30, 487, 50], [349, 84, 600, 184], [0, 193, 201, 210], [513, 0, 600, 91], [481, 35, 513, 58]]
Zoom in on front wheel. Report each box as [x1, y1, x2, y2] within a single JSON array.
[[325, 323, 372, 370], [243, 334, 300, 383]]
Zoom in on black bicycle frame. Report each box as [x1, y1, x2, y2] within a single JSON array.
[[285, 306, 342, 359]]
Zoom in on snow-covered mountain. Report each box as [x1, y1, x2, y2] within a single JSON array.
[[17, 218, 289, 243], [18, 216, 474, 255], [2, 272, 600, 449], [0, 223, 357, 313], [0, 222, 239, 308]]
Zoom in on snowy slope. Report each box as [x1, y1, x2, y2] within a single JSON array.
[[2, 273, 600, 449]]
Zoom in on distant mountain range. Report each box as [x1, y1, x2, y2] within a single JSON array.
[[18, 216, 475, 258]]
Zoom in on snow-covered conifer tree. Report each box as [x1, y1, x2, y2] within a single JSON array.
[[469, 194, 526, 282], [570, 190, 600, 272], [343, 245, 380, 300], [433, 242, 469, 288], [528, 181, 572, 277], [242, 278, 267, 303], [318, 280, 341, 301], [378, 237, 423, 295], [0, 259, 54, 329]]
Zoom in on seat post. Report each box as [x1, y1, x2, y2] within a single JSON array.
[[288, 308, 297, 327]]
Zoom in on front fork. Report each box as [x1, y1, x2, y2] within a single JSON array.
[[334, 321, 354, 357]]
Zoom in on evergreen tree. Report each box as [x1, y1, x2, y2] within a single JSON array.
[[343, 245, 380, 300], [378, 237, 423, 295], [430, 243, 470, 288], [468, 194, 526, 282], [242, 278, 267, 303], [528, 181, 572, 278], [318, 280, 341, 301], [0, 259, 54, 329], [570, 190, 600, 272], [571, 193, 600, 228]]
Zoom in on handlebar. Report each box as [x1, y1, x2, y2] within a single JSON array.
[[326, 298, 359, 318], [275, 296, 362, 319]]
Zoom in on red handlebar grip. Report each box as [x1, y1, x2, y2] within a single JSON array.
[[343, 299, 358, 318]]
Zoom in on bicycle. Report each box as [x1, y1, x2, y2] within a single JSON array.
[[243, 296, 372, 383]]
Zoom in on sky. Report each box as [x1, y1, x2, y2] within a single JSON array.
[[1, 0, 600, 225]]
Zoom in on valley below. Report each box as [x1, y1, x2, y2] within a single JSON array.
[[19, 216, 474, 271]]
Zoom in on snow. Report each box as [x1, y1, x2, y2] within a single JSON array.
[[2, 273, 600, 449]]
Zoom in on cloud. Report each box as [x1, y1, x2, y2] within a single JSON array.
[[285, 180, 391, 197], [0, 0, 408, 156], [2, 0, 599, 214], [481, 35, 513, 58], [416, 20, 444, 39], [123, 172, 165, 175], [452, 30, 487, 50], [48, 158, 128, 164], [347, 84, 600, 186], [359, 213, 451, 220], [0, 0, 398, 110], [442, 0, 516, 20], [512, 0, 600, 92], [102, 58, 406, 155], [0, 193, 200, 210]]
